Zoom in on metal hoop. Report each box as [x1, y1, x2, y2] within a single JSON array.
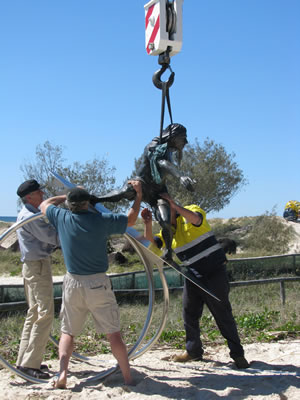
[[0, 212, 169, 383]]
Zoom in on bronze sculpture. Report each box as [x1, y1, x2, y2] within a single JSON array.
[[91, 123, 195, 261]]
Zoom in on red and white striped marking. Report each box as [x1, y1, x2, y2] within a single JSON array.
[[145, 2, 161, 54]]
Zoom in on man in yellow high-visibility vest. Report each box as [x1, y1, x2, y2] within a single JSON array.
[[141, 193, 250, 369]]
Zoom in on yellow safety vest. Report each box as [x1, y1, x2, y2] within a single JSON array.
[[150, 205, 225, 272]]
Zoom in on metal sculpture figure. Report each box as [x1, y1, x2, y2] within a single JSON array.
[[90, 122, 195, 262]]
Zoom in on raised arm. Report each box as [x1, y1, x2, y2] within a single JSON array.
[[40, 195, 67, 215], [159, 193, 202, 226], [127, 180, 142, 227], [141, 208, 156, 244]]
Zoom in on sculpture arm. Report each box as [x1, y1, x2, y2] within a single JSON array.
[[157, 159, 195, 192], [157, 159, 181, 178]]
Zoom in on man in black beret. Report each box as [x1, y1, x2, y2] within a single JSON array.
[[16, 179, 60, 379], [17, 179, 42, 197]]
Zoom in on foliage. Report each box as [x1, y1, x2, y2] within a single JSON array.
[[209, 211, 295, 257], [227, 255, 300, 281], [20, 141, 66, 192], [60, 159, 116, 197], [19, 140, 120, 210], [167, 138, 247, 212], [50, 250, 66, 276], [210, 218, 247, 248], [0, 210, 298, 277], [242, 210, 294, 255], [0, 249, 22, 276], [236, 309, 279, 331], [1, 284, 299, 365], [131, 138, 246, 213]]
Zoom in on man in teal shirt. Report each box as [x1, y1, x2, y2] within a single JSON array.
[[41, 180, 142, 388]]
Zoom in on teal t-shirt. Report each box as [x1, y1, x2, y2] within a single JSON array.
[[46, 205, 127, 275]]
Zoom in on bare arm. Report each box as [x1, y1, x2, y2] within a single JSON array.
[[141, 208, 156, 244], [40, 195, 67, 215], [159, 193, 202, 226], [127, 180, 142, 227]]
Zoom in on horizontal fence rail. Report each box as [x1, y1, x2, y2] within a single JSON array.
[[0, 253, 299, 311]]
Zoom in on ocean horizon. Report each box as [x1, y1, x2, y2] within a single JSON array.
[[0, 216, 17, 223]]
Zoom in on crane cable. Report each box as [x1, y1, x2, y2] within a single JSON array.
[[152, 1, 177, 143]]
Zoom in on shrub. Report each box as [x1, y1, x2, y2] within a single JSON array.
[[243, 212, 294, 255]]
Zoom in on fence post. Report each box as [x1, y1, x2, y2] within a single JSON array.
[[280, 281, 286, 305], [180, 273, 184, 286], [293, 254, 296, 271], [132, 272, 136, 289]]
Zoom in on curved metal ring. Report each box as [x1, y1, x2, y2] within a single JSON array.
[[0, 212, 169, 383], [83, 234, 170, 382]]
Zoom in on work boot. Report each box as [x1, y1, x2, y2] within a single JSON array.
[[171, 351, 202, 363], [233, 356, 250, 369]]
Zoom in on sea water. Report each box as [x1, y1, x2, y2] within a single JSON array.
[[0, 216, 17, 223]]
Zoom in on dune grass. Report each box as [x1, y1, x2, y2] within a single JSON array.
[[0, 282, 299, 366]]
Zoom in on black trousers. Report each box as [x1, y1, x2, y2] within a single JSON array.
[[183, 264, 244, 360]]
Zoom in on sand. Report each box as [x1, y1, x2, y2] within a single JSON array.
[[0, 341, 299, 399]]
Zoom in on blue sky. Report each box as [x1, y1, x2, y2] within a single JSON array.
[[0, 1, 299, 218]]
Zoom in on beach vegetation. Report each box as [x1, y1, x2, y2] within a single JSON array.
[[0, 282, 299, 366]]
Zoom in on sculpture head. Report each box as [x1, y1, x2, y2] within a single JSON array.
[[151, 123, 188, 164]]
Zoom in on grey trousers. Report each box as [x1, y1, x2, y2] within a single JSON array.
[[17, 258, 54, 369]]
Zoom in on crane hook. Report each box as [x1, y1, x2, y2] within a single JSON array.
[[152, 63, 175, 90]]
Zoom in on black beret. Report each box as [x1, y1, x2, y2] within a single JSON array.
[[67, 187, 90, 203], [17, 179, 41, 197]]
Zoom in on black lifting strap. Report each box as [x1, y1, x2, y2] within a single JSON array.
[[152, 63, 175, 143]]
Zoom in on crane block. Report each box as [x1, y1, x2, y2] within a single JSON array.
[[144, 0, 183, 57]]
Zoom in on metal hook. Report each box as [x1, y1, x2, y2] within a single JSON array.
[[152, 64, 175, 90]]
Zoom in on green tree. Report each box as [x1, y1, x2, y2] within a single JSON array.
[[172, 138, 247, 212], [20, 141, 65, 195], [20, 141, 117, 204], [133, 138, 247, 213]]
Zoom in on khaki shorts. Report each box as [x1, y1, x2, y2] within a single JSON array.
[[60, 272, 120, 336]]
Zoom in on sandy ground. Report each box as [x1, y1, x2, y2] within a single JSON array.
[[285, 219, 300, 254], [0, 341, 299, 399]]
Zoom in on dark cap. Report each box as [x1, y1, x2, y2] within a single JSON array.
[[67, 187, 90, 203], [17, 179, 42, 197]]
